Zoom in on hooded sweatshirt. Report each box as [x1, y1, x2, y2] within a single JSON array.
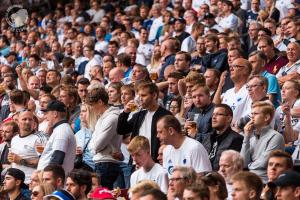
[[89, 106, 122, 163]]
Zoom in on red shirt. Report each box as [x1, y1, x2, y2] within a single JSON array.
[[265, 55, 288, 75]]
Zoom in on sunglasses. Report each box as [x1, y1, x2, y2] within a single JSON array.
[[32, 191, 39, 197]]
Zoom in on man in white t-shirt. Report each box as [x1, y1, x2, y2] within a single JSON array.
[[9, 111, 41, 183], [37, 100, 76, 176], [216, 58, 252, 125], [156, 115, 212, 176], [128, 136, 168, 193]]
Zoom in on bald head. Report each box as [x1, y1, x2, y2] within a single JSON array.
[[109, 67, 124, 83], [230, 58, 252, 83]]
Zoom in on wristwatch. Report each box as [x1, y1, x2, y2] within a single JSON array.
[[20, 159, 27, 166]]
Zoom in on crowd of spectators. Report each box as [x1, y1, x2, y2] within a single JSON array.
[[1, 0, 300, 199]]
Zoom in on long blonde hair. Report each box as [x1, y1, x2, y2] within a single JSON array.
[[81, 103, 98, 132]]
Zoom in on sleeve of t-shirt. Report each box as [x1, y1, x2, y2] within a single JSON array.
[[157, 171, 169, 194], [191, 144, 212, 173], [130, 171, 137, 188], [267, 76, 280, 94], [52, 130, 69, 153], [276, 68, 283, 78]]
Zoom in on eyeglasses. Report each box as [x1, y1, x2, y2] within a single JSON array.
[[170, 106, 179, 109], [169, 177, 186, 182], [32, 191, 39, 197], [246, 83, 263, 90]]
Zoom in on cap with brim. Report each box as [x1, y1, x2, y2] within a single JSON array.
[[174, 17, 186, 24], [268, 170, 300, 188], [43, 190, 75, 200], [5, 52, 18, 58], [44, 100, 66, 112], [203, 13, 215, 19], [5, 168, 28, 189], [90, 187, 116, 199]]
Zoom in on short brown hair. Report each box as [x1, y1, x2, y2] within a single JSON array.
[[137, 82, 159, 97], [10, 89, 26, 105], [159, 115, 181, 133], [191, 84, 210, 96], [2, 121, 19, 134], [268, 150, 293, 170], [231, 171, 263, 198], [185, 71, 205, 85], [86, 87, 109, 105]]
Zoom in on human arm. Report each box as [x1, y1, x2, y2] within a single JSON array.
[[240, 120, 255, 167], [89, 114, 119, 152], [212, 71, 227, 104], [8, 153, 39, 168], [117, 105, 136, 135], [277, 72, 300, 86], [282, 104, 299, 143]]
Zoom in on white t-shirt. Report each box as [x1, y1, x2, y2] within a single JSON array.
[[84, 55, 103, 80], [37, 122, 76, 175], [138, 43, 153, 66], [11, 134, 42, 183], [217, 14, 239, 31], [130, 163, 168, 193], [276, 60, 300, 79], [95, 40, 109, 54], [139, 111, 155, 146], [163, 137, 212, 176], [275, 0, 293, 20], [148, 16, 164, 42], [222, 85, 251, 124]]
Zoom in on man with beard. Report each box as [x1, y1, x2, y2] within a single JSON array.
[[173, 18, 190, 45], [66, 169, 92, 200], [9, 111, 41, 183], [3, 168, 30, 200], [202, 104, 243, 170], [117, 82, 172, 162], [0, 121, 19, 169]]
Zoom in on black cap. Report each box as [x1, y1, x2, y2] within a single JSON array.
[[6, 168, 28, 189], [203, 13, 215, 19], [174, 17, 186, 24], [45, 100, 66, 112], [5, 51, 18, 58], [268, 170, 300, 188]]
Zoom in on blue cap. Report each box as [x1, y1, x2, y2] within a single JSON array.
[[43, 190, 75, 200]]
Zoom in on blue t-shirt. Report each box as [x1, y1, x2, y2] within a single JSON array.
[[262, 71, 281, 108]]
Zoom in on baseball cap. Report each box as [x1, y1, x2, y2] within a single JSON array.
[[90, 187, 116, 199], [44, 100, 66, 112], [43, 190, 75, 200], [174, 17, 186, 24], [203, 13, 215, 20], [5, 168, 28, 189], [268, 170, 300, 188], [4, 51, 18, 58]]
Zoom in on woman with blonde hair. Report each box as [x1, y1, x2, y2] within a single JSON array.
[[31, 183, 55, 200], [74, 103, 98, 171], [147, 45, 162, 82]]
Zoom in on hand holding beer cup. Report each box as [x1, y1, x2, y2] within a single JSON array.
[[76, 147, 83, 155], [7, 148, 14, 163], [7, 149, 21, 164], [184, 112, 199, 138], [124, 100, 138, 113], [35, 143, 45, 154]]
